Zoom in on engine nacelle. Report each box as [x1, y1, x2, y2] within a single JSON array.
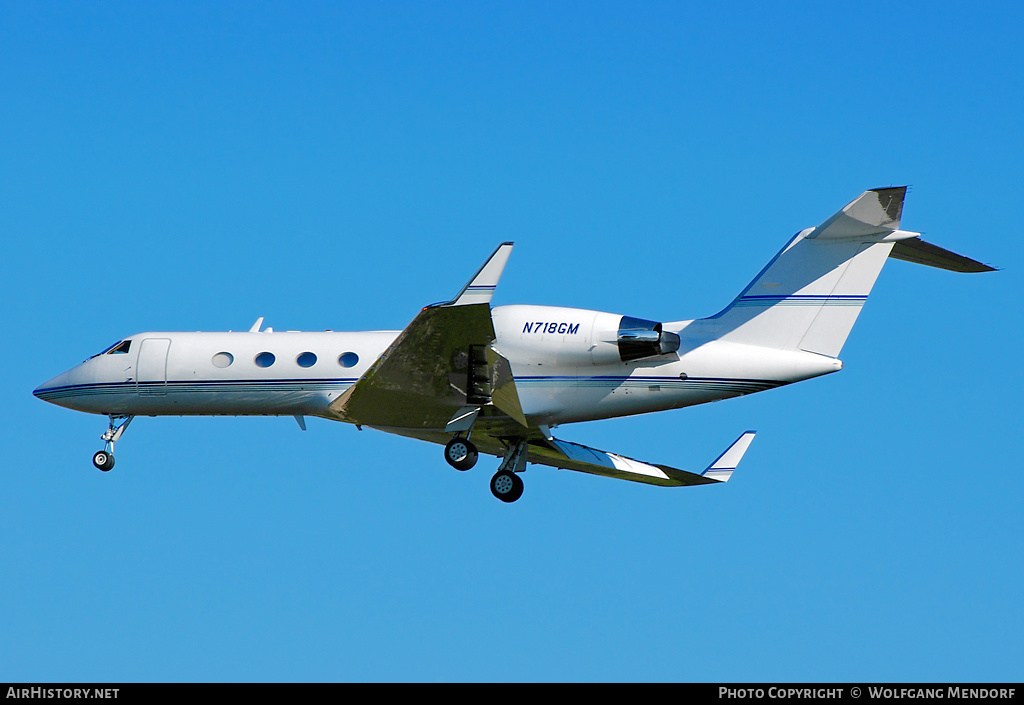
[[616, 316, 681, 362], [492, 305, 681, 367]]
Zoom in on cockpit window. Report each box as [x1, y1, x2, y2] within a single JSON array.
[[89, 340, 132, 359]]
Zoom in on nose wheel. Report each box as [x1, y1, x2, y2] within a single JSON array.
[[93, 415, 134, 472], [92, 450, 115, 472]]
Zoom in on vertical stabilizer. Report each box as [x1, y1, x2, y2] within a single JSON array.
[[698, 188, 910, 358], [690, 187, 993, 358]]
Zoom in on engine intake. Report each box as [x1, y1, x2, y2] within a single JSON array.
[[617, 316, 680, 362]]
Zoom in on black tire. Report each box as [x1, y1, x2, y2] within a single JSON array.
[[444, 438, 478, 471], [92, 451, 115, 472], [490, 470, 524, 503]]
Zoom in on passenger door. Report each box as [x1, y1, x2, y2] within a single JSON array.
[[136, 338, 170, 396]]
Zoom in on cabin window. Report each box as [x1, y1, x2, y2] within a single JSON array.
[[338, 352, 359, 368], [212, 352, 234, 368], [254, 352, 276, 368], [296, 352, 317, 368]]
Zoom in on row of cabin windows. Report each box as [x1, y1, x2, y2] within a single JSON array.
[[212, 351, 359, 369], [94, 340, 359, 370]]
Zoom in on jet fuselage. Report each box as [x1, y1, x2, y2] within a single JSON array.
[[35, 304, 840, 427]]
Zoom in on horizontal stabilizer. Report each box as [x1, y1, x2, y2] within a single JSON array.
[[809, 187, 906, 240], [889, 236, 996, 273], [696, 187, 995, 359]]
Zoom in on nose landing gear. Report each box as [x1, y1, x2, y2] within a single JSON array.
[[93, 415, 134, 472]]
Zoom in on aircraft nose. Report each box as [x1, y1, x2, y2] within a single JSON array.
[[33, 369, 76, 406]]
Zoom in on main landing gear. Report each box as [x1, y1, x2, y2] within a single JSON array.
[[444, 435, 527, 503], [444, 437, 478, 471], [490, 469, 524, 504], [92, 415, 134, 472]]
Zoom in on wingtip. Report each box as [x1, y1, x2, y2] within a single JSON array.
[[702, 431, 757, 482], [448, 242, 515, 307]]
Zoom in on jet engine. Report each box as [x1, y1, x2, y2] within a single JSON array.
[[491, 305, 683, 367], [616, 316, 680, 362]]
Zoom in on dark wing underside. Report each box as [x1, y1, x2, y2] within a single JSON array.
[[325, 243, 525, 435], [325, 302, 526, 433]]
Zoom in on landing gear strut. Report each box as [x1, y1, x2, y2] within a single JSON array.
[[490, 438, 528, 503], [93, 415, 134, 472], [443, 433, 529, 503]]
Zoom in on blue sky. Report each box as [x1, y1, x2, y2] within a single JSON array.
[[2, 2, 1021, 682]]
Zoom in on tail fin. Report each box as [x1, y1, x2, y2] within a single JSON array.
[[698, 188, 992, 358]]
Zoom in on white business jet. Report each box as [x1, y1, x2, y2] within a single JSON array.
[[35, 188, 993, 502]]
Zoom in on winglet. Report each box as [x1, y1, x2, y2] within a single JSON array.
[[702, 431, 756, 482], [448, 242, 514, 306]]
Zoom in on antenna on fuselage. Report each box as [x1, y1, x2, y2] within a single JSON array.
[[249, 317, 264, 333]]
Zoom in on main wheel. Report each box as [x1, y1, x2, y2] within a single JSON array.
[[490, 470, 524, 503], [444, 438, 478, 471], [92, 450, 115, 472]]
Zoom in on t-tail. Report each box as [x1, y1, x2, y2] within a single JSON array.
[[695, 187, 994, 358]]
